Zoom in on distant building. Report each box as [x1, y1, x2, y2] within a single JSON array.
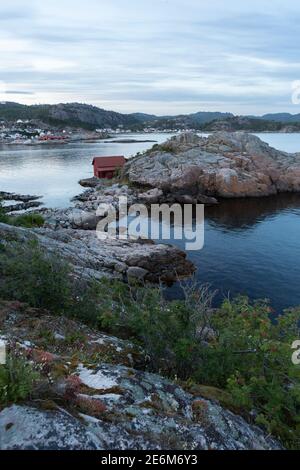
[[92, 156, 126, 179]]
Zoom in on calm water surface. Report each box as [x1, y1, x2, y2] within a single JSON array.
[[166, 193, 300, 311], [1, 132, 300, 311], [0, 132, 171, 207]]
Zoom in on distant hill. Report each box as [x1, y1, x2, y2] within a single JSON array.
[[202, 115, 300, 132], [1, 102, 300, 131], [0, 103, 235, 130], [130, 112, 158, 122], [260, 113, 300, 123], [202, 116, 283, 132], [0, 102, 140, 130], [186, 111, 234, 124], [130, 111, 234, 127]]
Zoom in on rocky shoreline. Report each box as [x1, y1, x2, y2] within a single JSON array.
[[0, 221, 194, 284], [0, 191, 43, 213], [3, 131, 300, 286]]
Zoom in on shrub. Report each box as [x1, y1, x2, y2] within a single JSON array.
[[0, 353, 39, 406], [211, 297, 300, 449], [144, 142, 175, 155], [0, 240, 113, 321], [95, 280, 216, 379], [12, 213, 44, 228], [0, 240, 73, 313]]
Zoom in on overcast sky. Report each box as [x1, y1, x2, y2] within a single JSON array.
[[0, 0, 300, 115]]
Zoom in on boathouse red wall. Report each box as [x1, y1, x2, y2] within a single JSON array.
[[92, 156, 126, 179]]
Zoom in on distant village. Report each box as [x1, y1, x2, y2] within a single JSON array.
[[0, 118, 187, 145], [0, 119, 109, 145]]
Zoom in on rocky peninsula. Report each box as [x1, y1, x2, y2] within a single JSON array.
[[124, 131, 300, 199]]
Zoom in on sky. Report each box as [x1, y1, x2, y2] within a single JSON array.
[[0, 0, 300, 115]]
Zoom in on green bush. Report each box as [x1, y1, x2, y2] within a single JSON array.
[[0, 240, 110, 320], [212, 297, 300, 449], [0, 353, 39, 406], [12, 213, 44, 228], [95, 281, 215, 378], [0, 240, 73, 313]]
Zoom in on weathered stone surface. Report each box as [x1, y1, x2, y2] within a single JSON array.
[[0, 363, 282, 450], [124, 132, 300, 199], [4, 201, 42, 213], [0, 191, 41, 203], [127, 266, 149, 281], [72, 183, 137, 213], [0, 406, 101, 450], [0, 222, 194, 284]]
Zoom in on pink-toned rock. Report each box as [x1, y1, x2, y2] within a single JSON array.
[[125, 132, 300, 199]]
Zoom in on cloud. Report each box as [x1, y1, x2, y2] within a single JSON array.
[[5, 90, 35, 95], [0, 0, 299, 114]]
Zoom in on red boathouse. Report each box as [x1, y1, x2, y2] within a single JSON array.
[[92, 156, 126, 179]]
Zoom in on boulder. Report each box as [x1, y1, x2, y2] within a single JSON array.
[[127, 266, 149, 282], [70, 209, 101, 230], [79, 177, 102, 188]]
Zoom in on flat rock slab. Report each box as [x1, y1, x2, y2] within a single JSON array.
[[0, 222, 194, 283]]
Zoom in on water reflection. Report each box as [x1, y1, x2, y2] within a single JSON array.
[[164, 194, 300, 312], [206, 193, 300, 231]]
